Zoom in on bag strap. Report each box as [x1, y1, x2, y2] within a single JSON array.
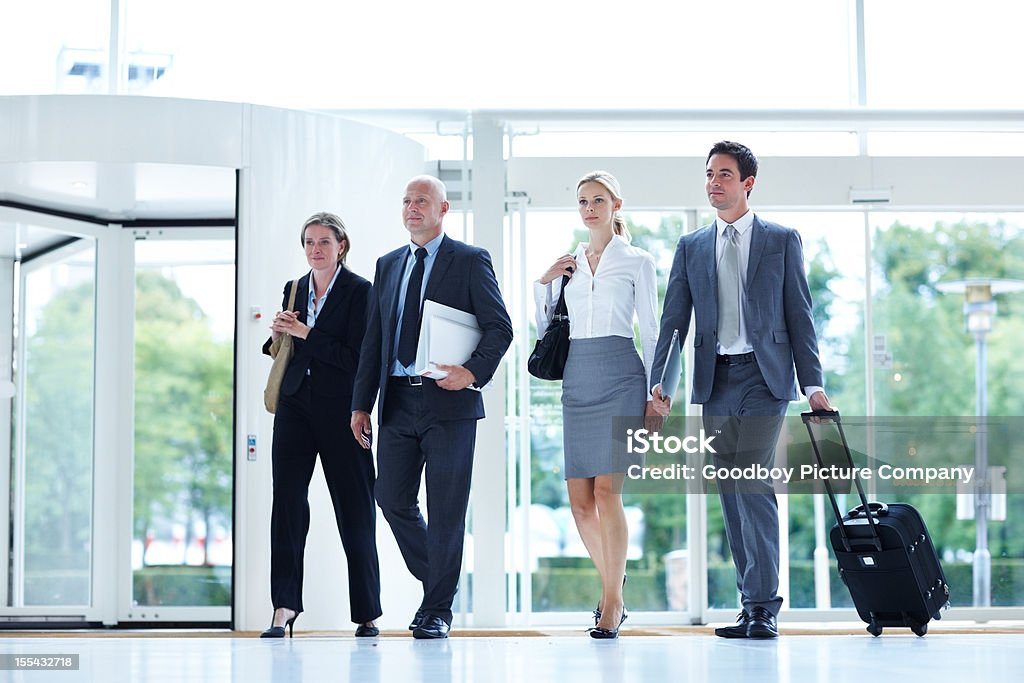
[[286, 279, 300, 311], [552, 274, 570, 320]]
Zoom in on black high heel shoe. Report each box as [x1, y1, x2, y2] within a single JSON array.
[[589, 607, 627, 640], [260, 610, 298, 638], [593, 574, 627, 626]]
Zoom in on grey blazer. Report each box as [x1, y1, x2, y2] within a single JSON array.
[[650, 215, 824, 403]]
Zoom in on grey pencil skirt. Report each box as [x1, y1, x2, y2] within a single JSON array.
[[561, 336, 647, 480]]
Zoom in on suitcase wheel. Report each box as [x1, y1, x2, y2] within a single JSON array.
[[866, 621, 883, 637], [911, 622, 928, 637]]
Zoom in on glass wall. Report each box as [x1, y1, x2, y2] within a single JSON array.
[[8, 1, 1024, 111], [0, 0, 852, 108], [867, 212, 1024, 607], [519, 204, 1024, 613], [864, 0, 1024, 107], [131, 237, 235, 608], [0, 0, 110, 95]]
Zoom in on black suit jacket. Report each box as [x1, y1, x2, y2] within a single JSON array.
[[352, 234, 513, 423], [262, 267, 371, 400]]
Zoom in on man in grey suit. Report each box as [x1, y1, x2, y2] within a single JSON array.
[[351, 175, 513, 639], [651, 141, 831, 639]]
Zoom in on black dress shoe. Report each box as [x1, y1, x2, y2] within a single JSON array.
[[408, 609, 426, 631], [714, 611, 751, 639], [412, 615, 450, 639], [355, 623, 379, 637], [746, 606, 778, 639]]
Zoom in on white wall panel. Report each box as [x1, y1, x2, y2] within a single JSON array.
[[0, 95, 244, 166], [509, 156, 1024, 210]]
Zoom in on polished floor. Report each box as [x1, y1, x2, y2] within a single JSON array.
[[1, 628, 1022, 683]]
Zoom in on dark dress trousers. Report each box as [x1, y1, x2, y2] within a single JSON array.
[[352, 235, 513, 625], [262, 266, 381, 623]]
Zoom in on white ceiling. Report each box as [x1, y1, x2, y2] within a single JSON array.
[[0, 161, 236, 221], [0, 160, 236, 258]]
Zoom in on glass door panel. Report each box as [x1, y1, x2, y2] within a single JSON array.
[[13, 237, 97, 608], [131, 235, 235, 611]]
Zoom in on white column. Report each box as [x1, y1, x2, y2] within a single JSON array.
[[470, 114, 508, 627]]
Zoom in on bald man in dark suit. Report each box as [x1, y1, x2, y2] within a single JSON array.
[[351, 175, 512, 639]]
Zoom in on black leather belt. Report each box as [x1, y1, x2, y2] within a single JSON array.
[[717, 352, 755, 365], [389, 375, 424, 387]]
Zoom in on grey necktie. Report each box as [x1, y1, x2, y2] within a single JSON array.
[[717, 224, 741, 348]]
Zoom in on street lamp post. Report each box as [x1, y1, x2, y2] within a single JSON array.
[[937, 278, 1024, 608]]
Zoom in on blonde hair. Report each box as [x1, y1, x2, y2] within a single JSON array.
[[300, 211, 350, 264], [577, 170, 631, 242]]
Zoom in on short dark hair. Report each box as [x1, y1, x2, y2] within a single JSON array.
[[707, 140, 759, 185]]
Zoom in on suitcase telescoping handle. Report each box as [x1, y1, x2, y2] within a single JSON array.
[[800, 410, 883, 552]]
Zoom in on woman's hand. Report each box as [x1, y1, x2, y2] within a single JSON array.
[[644, 399, 665, 433], [270, 310, 310, 340], [650, 385, 672, 417], [538, 254, 576, 284]]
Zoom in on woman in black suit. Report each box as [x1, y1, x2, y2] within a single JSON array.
[[260, 211, 381, 638]]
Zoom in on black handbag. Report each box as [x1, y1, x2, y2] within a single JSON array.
[[528, 275, 571, 380]]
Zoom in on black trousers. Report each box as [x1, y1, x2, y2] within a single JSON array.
[[270, 377, 381, 623], [374, 381, 477, 626]]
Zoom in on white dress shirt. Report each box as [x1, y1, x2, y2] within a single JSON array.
[[716, 210, 823, 400], [534, 234, 659, 397]]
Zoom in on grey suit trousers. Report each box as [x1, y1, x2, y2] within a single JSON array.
[[702, 357, 788, 616]]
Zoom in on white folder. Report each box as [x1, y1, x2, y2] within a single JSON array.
[[415, 299, 486, 390]]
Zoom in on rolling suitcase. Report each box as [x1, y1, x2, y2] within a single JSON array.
[[801, 410, 950, 636]]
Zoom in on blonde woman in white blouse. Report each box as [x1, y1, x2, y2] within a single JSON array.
[[534, 171, 659, 639]]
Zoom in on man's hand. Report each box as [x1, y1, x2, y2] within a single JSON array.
[[809, 390, 833, 412], [350, 410, 373, 450], [650, 384, 672, 417], [435, 364, 477, 391], [806, 390, 835, 423]]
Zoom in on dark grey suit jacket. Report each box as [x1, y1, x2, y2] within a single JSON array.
[[650, 215, 823, 403], [352, 234, 513, 423]]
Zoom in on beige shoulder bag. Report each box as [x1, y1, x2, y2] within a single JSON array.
[[264, 279, 300, 413]]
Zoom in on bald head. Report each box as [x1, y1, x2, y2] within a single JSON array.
[[402, 175, 449, 245], [406, 175, 447, 202]]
